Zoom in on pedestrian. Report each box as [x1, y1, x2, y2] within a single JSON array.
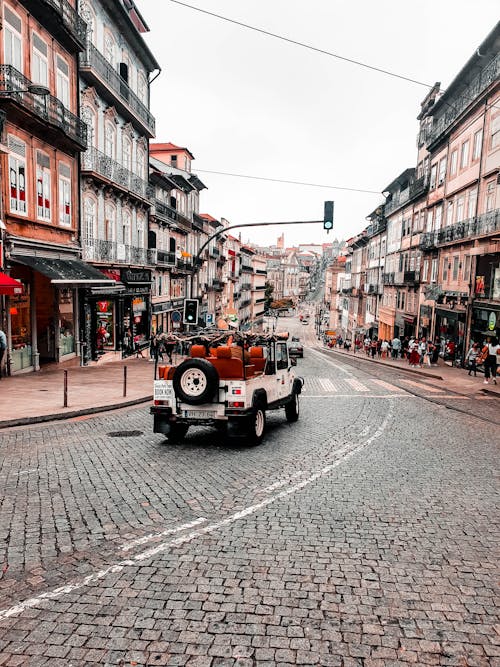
[[425, 339, 434, 367], [380, 339, 390, 359], [391, 335, 401, 359], [408, 338, 420, 366], [370, 338, 377, 358], [418, 338, 427, 367], [431, 338, 440, 366], [482, 336, 499, 385], [0, 327, 7, 379], [364, 336, 371, 356], [402, 336, 409, 359], [377, 338, 383, 357], [164, 340, 175, 364], [465, 342, 480, 377]]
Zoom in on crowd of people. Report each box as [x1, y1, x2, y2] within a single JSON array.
[[326, 333, 499, 384]]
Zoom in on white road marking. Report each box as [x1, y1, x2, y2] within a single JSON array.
[[301, 394, 409, 399], [371, 379, 404, 393], [319, 378, 337, 392], [346, 378, 370, 392], [120, 517, 207, 551], [308, 348, 352, 375], [0, 403, 394, 621], [263, 471, 304, 493], [16, 469, 38, 476], [400, 379, 443, 393]]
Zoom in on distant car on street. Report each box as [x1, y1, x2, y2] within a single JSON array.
[[288, 340, 304, 358], [301, 318, 309, 325]]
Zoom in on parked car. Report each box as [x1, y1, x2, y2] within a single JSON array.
[[301, 318, 309, 325], [288, 340, 304, 358]]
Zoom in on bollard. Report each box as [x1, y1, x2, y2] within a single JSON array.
[[123, 365, 127, 397], [63, 370, 68, 408]]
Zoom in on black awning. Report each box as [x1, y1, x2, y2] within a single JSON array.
[[12, 255, 116, 286]]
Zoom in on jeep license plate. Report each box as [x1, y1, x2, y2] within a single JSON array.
[[183, 410, 216, 419]]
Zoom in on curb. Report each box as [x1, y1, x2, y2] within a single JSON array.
[[481, 387, 500, 398], [0, 396, 152, 430], [315, 346, 444, 381]]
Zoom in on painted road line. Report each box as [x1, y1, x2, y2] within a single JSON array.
[[301, 394, 409, 399], [0, 403, 395, 620], [308, 348, 353, 375], [120, 517, 207, 552], [400, 379, 444, 393], [345, 378, 370, 392], [371, 379, 404, 393], [319, 378, 337, 392]]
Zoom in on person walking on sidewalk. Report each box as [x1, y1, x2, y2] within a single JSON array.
[[402, 336, 409, 360], [391, 335, 401, 359], [0, 328, 6, 379], [465, 342, 480, 377], [482, 336, 499, 385], [380, 339, 390, 359]]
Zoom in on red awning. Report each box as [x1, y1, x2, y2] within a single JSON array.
[[0, 272, 23, 296]]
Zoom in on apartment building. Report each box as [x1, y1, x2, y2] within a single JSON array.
[[0, 0, 111, 374]]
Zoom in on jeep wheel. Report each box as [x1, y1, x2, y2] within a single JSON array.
[[285, 392, 299, 422], [166, 423, 189, 442], [243, 403, 266, 446], [172, 358, 219, 405]]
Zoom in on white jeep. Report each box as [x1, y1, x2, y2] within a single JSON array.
[[151, 333, 304, 445]]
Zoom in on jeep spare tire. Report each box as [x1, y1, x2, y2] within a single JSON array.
[[172, 358, 219, 405]]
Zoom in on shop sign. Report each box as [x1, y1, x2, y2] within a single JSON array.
[[488, 312, 497, 331], [475, 275, 485, 295], [101, 269, 120, 282], [128, 286, 150, 295], [121, 268, 151, 284], [493, 268, 500, 300], [133, 297, 146, 314]]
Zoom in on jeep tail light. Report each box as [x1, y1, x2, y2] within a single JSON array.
[[228, 401, 244, 408], [154, 400, 169, 406]]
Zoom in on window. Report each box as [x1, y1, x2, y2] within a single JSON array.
[[137, 72, 147, 104], [463, 255, 471, 282], [83, 196, 96, 238], [422, 259, 429, 282], [136, 215, 145, 247], [426, 210, 433, 232], [8, 135, 27, 215], [122, 209, 131, 245], [434, 205, 442, 231], [472, 129, 483, 160], [449, 150, 458, 177], [104, 122, 115, 160], [170, 155, 178, 167], [81, 106, 96, 146], [136, 147, 145, 179], [276, 343, 288, 370], [456, 196, 464, 222], [460, 140, 469, 168], [122, 136, 131, 171], [485, 181, 496, 212], [4, 7, 22, 71], [429, 164, 437, 190], [445, 200, 454, 226], [104, 32, 116, 66], [443, 257, 448, 282], [36, 151, 51, 221], [431, 258, 438, 283], [438, 157, 447, 185], [56, 56, 70, 108], [105, 203, 116, 241], [32, 34, 48, 86], [491, 115, 500, 150], [58, 163, 71, 226], [452, 256, 459, 281], [467, 188, 477, 219]]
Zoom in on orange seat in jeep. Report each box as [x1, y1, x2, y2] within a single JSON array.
[[210, 346, 244, 380], [190, 345, 207, 358], [249, 346, 265, 373]]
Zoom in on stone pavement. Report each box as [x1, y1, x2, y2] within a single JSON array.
[[0, 342, 498, 429]]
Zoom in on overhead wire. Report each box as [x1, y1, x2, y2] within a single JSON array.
[[168, 0, 434, 89], [194, 169, 381, 195]]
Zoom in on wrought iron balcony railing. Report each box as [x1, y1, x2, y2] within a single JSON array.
[[23, 0, 87, 51], [427, 54, 499, 147], [241, 263, 253, 272], [80, 43, 155, 136], [420, 209, 500, 250], [82, 146, 152, 201], [156, 250, 176, 266], [403, 270, 421, 284], [82, 237, 155, 265], [0, 65, 87, 149]]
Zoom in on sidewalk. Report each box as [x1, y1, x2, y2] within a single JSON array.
[[319, 345, 500, 398], [0, 355, 157, 428]]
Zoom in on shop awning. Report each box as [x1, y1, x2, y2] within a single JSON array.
[[12, 255, 116, 286], [0, 271, 23, 295]]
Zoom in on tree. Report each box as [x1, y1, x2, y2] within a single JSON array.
[[264, 281, 274, 311]]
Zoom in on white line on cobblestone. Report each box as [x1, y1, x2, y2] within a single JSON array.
[[0, 404, 394, 620], [308, 348, 352, 374], [119, 517, 207, 551], [16, 469, 38, 476], [262, 471, 305, 493], [301, 394, 409, 398]]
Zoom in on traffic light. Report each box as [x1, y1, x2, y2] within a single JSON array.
[[183, 298, 199, 325], [324, 201, 334, 232]]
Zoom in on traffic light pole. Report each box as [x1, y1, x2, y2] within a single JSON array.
[[188, 219, 323, 298]]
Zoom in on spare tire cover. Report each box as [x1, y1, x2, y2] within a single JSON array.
[[172, 358, 219, 405]]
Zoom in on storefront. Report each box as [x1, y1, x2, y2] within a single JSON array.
[[8, 252, 114, 373], [151, 298, 185, 336], [471, 303, 500, 343], [82, 268, 152, 362], [434, 305, 467, 354]]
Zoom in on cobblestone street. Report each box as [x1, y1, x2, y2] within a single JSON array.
[[0, 323, 499, 666]]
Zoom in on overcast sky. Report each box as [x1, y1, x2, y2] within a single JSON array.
[[139, 1, 499, 247]]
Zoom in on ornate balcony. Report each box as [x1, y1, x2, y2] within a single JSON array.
[[403, 270, 421, 284], [80, 43, 155, 137], [0, 65, 87, 150], [81, 147, 152, 202], [82, 237, 155, 266], [156, 250, 176, 266], [427, 54, 499, 148], [22, 0, 87, 52], [420, 209, 500, 250], [241, 263, 253, 272]]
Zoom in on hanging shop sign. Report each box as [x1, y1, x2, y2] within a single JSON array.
[[488, 312, 497, 331], [121, 268, 152, 284]]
